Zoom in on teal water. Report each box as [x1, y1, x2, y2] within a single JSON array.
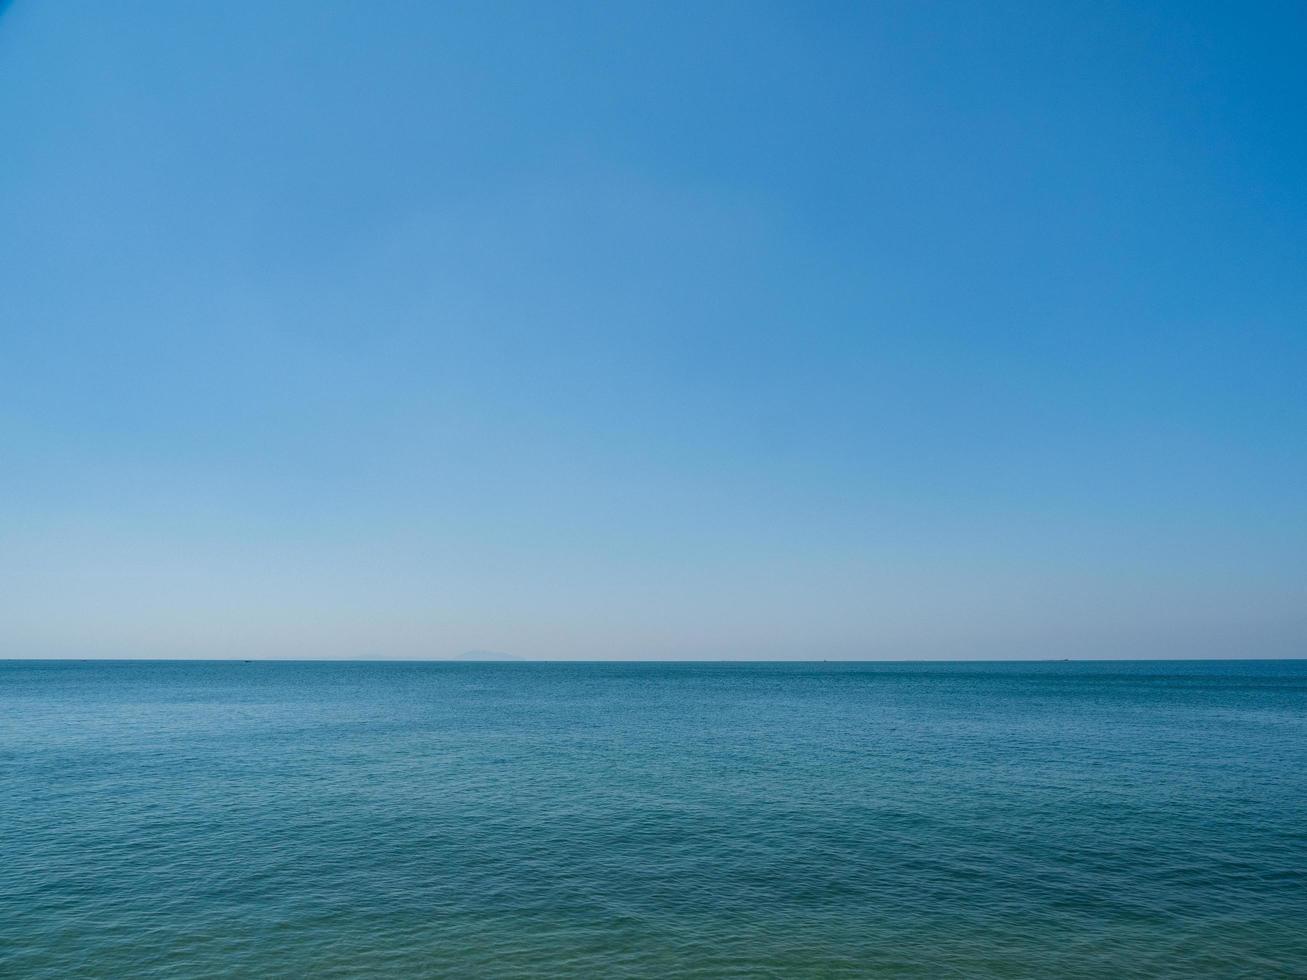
[[1, 660, 1304, 978]]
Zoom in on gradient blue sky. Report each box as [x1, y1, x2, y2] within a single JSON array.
[[2, 1, 1304, 659]]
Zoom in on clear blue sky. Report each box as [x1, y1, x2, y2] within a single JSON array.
[[2, 1, 1303, 659]]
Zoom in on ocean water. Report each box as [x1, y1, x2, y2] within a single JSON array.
[[1, 660, 1304, 978]]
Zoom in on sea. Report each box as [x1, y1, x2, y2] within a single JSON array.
[[2, 659, 1304, 978]]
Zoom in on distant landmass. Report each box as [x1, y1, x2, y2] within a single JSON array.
[[455, 650, 524, 661]]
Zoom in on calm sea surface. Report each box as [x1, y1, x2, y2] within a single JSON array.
[[2, 660, 1304, 978]]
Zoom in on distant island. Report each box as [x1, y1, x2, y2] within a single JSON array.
[[454, 650, 524, 662]]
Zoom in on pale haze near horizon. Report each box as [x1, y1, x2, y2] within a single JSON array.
[[2, 1, 1304, 661]]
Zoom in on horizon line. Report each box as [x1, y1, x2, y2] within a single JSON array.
[[2, 657, 1303, 664]]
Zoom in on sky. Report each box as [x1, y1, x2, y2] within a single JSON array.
[[1, 1, 1304, 660]]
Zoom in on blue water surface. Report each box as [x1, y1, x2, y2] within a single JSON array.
[[2, 660, 1305, 978]]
